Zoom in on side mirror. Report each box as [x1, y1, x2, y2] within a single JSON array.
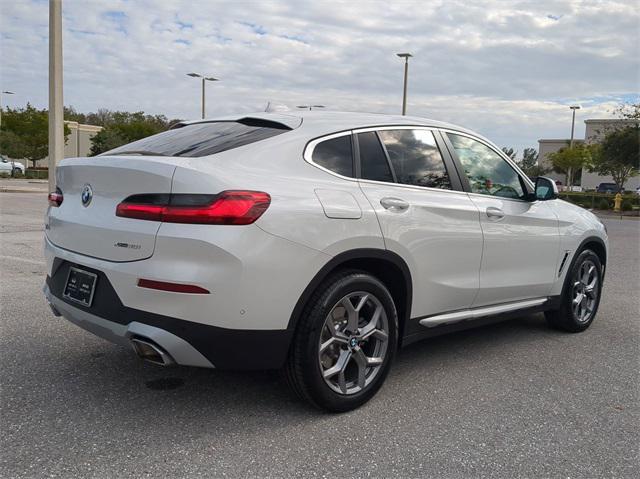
[[534, 176, 558, 201]]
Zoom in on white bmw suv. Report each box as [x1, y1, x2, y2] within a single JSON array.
[[44, 111, 608, 411]]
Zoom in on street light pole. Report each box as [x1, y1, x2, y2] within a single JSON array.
[[0, 90, 15, 129], [396, 53, 412, 115], [569, 105, 580, 149], [49, 0, 64, 193], [187, 73, 219, 119]]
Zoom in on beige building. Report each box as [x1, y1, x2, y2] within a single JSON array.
[[539, 119, 639, 190], [31, 121, 102, 167]]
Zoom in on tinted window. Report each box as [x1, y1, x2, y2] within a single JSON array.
[[312, 135, 353, 177], [378, 129, 451, 189], [358, 132, 393, 182], [447, 133, 526, 200], [101, 120, 290, 158]]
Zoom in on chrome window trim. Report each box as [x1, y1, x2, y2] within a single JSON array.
[[304, 125, 464, 195], [357, 177, 472, 196], [303, 130, 357, 182]]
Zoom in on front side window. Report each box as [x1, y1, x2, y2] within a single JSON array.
[[447, 133, 526, 200], [312, 135, 353, 177], [378, 129, 451, 189]]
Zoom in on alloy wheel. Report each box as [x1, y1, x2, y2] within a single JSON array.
[[318, 292, 389, 395], [572, 259, 599, 323]]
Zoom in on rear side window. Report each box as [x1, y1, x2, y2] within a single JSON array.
[[312, 135, 353, 177], [358, 132, 393, 182], [100, 119, 291, 158], [378, 129, 451, 189]]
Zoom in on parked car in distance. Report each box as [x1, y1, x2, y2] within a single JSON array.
[[43, 111, 608, 412], [596, 182, 623, 194], [0, 155, 25, 176]]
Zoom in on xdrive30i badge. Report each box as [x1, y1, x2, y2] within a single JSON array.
[[81, 184, 93, 207], [114, 242, 142, 250]]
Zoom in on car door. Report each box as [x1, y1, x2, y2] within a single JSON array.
[[356, 128, 484, 319], [443, 131, 561, 307]]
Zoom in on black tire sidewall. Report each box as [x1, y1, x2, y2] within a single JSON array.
[[298, 272, 398, 412], [556, 249, 603, 331]]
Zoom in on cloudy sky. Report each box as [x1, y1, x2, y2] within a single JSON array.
[[1, 0, 638, 155]]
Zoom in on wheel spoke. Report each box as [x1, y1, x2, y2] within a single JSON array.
[[323, 349, 351, 381], [357, 305, 388, 343], [352, 348, 368, 388], [320, 335, 348, 354], [353, 348, 383, 367], [342, 294, 369, 333]]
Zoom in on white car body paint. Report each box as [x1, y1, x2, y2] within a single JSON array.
[[43, 111, 608, 371]]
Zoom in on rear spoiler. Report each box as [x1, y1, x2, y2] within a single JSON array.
[[170, 114, 303, 131]]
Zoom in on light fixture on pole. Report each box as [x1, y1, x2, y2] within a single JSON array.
[[569, 105, 581, 148], [396, 53, 412, 116], [0, 91, 15, 129], [187, 73, 219, 119]]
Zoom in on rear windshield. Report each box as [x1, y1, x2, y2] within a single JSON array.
[[100, 119, 291, 158]]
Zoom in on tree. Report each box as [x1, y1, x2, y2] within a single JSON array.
[[0, 104, 70, 168], [501, 147, 517, 160], [87, 110, 176, 155], [548, 144, 591, 187], [516, 147, 547, 178], [588, 126, 639, 191]]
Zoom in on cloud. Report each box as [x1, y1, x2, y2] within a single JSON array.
[[1, 0, 638, 154]]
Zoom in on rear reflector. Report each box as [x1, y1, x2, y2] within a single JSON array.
[[137, 278, 210, 294], [116, 191, 270, 225], [48, 189, 63, 207]]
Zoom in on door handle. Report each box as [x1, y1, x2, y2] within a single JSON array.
[[486, 207, 505, 220], [380, 197, 409, 211]]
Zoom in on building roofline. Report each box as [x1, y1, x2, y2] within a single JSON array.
[[584, 118, 636, 124]]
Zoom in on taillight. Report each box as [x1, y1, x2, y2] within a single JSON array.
[[116, 191, 271, 225], [48, 188, 63, 207]]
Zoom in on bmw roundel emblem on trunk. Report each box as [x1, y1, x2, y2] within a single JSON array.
[[81, 184, 93, 207]]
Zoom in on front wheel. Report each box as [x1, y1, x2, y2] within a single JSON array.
[[285, 271, 398, 412], [545, 249, 603, 332]]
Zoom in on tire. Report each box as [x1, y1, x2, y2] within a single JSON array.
[[285, 270, 398, 412], [545, 249, 603, 333], [12, 168, 21, 177]]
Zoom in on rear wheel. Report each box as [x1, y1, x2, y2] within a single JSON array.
[[545, 249, 603, 332], [285, 270, 397, 412]]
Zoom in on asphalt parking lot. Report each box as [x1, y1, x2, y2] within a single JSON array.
[[1, 191, 639, 478]]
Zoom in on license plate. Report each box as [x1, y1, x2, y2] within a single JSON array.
[[63, 267, 98, 307]]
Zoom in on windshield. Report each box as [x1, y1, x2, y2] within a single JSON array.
[[101, 119, 291, 158]]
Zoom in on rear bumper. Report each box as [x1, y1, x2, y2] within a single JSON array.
[[44, 260, 293, 370]]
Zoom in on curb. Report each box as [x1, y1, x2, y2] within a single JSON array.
[[0, 187, 46, 194]]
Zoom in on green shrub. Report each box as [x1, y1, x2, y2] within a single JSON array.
[[597, 198, 611, 210], [0, 171, 10, 178], [621, 200, 633, 212], [25, 169, 48, 179]]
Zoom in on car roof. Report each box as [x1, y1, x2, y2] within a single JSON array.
[[178, 110, 481, 140]]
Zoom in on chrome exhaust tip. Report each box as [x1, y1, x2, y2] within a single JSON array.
[[130, 338, 175, 366]]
